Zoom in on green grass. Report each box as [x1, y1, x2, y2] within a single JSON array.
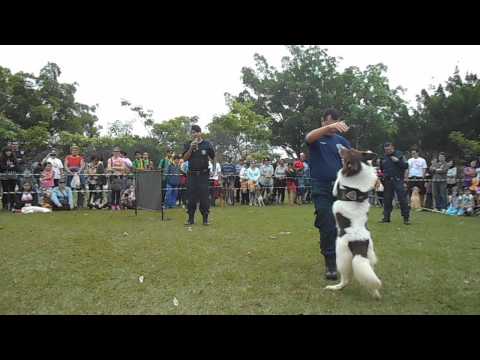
[[0, 205, 479, 314]]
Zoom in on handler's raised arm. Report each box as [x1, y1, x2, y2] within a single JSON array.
[[305, 121, 349, 144]]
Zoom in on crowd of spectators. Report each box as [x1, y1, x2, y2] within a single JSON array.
[[2, 141, 479, 216]]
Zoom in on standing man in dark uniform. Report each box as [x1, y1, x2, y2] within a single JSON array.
[[182, 125, 215, 226], [379, 142, 411, 225], [305, 109, 351, 281]]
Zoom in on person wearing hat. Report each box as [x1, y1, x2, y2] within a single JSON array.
[[182, 125, 215, 225], [50, 177, 74, 210], [42, 149, 64, 187], [379, 142, 410, 224], [305, 108, 351, 281]]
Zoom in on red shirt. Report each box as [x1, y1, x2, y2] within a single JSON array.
[[65, 155, 84, 169]]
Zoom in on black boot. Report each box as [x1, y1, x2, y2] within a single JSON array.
[[403, 217, 411, 225], [185, 215, 194, 226], [379, 218, 390, 223], [325, 256, 338, 281], [202, 215, 210, 226]]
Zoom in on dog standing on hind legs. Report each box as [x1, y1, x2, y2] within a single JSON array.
[[325, 144, 382, 299]]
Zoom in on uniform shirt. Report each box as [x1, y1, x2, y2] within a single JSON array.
[[381, 150, 408, 178], [307, 134, 351, 182], [408, 157, 427, 177], [182, 139, 215, 171]]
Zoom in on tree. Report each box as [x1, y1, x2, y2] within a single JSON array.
[[108, 120, 134, 137], [0, 63, 101, 140], [449, 131, 480, 159], [415, 68, 480, 155], [238, 45, 408, 157], [207, 100, 271, 160], [150, 115, 199, 155]]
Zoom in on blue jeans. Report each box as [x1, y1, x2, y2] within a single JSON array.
[[165, 184, 179, 208], [311, 180, 337, 259]]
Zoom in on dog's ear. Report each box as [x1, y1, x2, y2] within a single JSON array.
[[361, 151, 377, 162]]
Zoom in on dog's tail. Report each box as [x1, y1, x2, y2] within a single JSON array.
[[352, 255, 382, 290]]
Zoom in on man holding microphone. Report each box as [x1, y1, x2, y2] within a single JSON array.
[[182, 125, 215, 226]]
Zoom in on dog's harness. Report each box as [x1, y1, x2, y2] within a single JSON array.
[[336, 183, 369, 202]]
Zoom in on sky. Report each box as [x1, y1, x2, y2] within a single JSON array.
[[1, 45, 480, 136]]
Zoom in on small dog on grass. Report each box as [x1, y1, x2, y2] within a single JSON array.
[[325, 144, 382, 299], [410, 186, 422, 210], [256, 193, 265, 207]]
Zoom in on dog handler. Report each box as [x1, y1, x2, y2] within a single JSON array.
[[182, 125, 215, 226], [305, 109, 351, 281]]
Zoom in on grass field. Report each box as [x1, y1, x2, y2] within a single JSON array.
[[0, 205, 479, 314]]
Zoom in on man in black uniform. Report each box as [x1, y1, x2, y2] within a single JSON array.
[[182, 125, 215, 226], [380, 142, 411, 225]]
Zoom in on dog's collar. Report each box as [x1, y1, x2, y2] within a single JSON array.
[[336, 183, 369, 202]]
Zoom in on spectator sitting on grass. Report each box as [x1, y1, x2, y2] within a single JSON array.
[[51, 178, 73, 211], [121, 184, 136, 209], [14, 182, 39, 211], [446, 189, 462, 216], [461, 189, 475, 216]]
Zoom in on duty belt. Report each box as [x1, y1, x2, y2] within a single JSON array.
[[336, 183, 369, 202], [188, 169, 209, 176]]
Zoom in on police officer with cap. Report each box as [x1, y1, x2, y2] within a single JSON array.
[[379, 142, 410, 225], [182, 125, 215, 225]]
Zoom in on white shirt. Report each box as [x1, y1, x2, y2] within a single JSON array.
[[408, 157, 427, 177], [44, 157, 64, 179], [239, 166, 248, 180], [209, 162, 221, 180]]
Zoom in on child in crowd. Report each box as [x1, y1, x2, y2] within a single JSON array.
[[142, 152, 154, 170], [40, 162, 55, 191], [446, 189, 462, 216], [165, 155, 181, 209], [132, 151, 145, 171], [461, 189, 475, 216], [286, 162, 297, 206], [121, 185, 136, 209], [110, 175, 123, 210], [14, 182, 39, 212]]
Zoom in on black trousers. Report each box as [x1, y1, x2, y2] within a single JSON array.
[[1, 179, 17, 209], [383, 177, 410, 220], [187, 173, 209, 219]]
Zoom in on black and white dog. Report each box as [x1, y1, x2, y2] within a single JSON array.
[[325, 144, 382, 299]]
